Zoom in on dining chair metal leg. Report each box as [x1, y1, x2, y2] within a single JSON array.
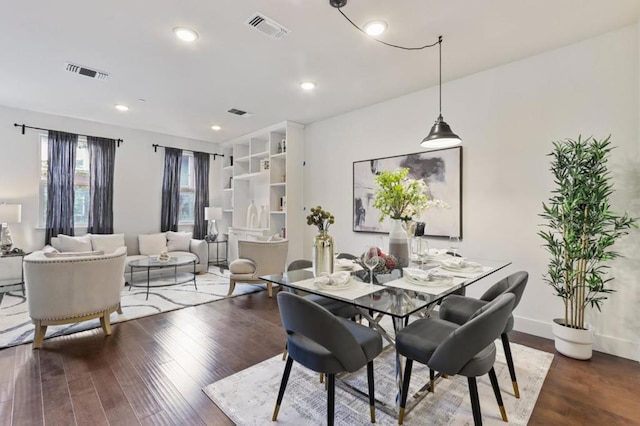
[[488, 367, 508, 422], [467, 377, 482, 426], [272, 356, 294, 421], [429, 368, 435, 393], [320, 373, 324, 383], [398, 359, 413, 425], [501, 333, 520, 398], [327, 374, 336, 426], [282, 345, 288, 361], [366, 361, 376, 423]]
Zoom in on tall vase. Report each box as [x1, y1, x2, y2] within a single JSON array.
[[388, 218, 409, 268], [246, 200, 257, 229], [313, 231, 334, 277]]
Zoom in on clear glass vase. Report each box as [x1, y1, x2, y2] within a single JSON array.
[[313, 231, 334, 277]]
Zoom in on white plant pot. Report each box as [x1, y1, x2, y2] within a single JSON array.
[[552, 319, 594, 360]]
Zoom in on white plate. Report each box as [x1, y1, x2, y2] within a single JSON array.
[[315, 279, 356, 291], [404, 274, 454, 287], [440, 263, 484, 273]]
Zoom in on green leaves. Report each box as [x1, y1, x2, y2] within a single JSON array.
[[372, 168, 429, 222], [539, 135, 638, 329]]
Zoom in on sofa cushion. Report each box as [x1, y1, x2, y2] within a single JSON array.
[[55, 234, 93, 252], [41, 245, 59, 254], [166, 231, 191, 252], [230, 258, 257, 274], [44, 250, 105, 258], [91, 233, 126, 253], [138, 233, 167, 255], [168, 251, 198, 262]]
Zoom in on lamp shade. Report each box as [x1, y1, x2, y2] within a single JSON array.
[[421, 114, 461, 149], [0, 204, 21, 223], [204, 207, 223, 221]]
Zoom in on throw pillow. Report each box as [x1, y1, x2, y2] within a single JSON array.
[[41, 245, 59, 254], [138, 233, 167, 255], [90, 233, 126, 253], [166, 231, 191, 252], [44, 250, 105, 258], [56, 234, 93, 252]]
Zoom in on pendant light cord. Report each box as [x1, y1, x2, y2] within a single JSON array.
[[438, 35, 442, 116], [337, 8, 440, 51]]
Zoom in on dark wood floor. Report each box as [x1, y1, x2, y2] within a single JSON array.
[[0, 290, 638, 425]]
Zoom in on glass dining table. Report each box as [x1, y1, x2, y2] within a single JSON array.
[[261, 257, 511, 417]]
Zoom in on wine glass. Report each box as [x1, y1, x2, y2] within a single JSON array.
[[449, 236, 460, 257], [363, 246, 379, 285]]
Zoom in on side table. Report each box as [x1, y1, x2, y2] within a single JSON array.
[[206, 239, 228, 271], [0, 251, 30, 295]]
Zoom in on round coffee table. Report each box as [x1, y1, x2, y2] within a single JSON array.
[[128, 255, 197, 300]]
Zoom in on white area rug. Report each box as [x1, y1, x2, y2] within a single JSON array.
[[0, 271, 268, 349], [203, 341, 552, 425]]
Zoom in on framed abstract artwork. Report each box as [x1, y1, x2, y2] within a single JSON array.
[[353, 146, 462, 237]]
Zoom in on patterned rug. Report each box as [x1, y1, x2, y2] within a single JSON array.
[[0, 270, 267, 349], [203, 341, 553, 425]]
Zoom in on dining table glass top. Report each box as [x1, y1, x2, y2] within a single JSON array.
[[261, 258, 511, 320]]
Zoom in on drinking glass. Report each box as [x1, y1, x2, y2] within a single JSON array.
[[363, 246, 379, 285], [449, 236, 460, 257]]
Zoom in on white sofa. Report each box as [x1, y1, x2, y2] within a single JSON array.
[[48, 232, 208, 280]]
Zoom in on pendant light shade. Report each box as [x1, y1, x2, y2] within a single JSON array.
[[422, 36, 461, 149]]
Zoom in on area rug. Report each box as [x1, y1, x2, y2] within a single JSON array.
[[203, 341, 553, 425], [0, 271, 269, 349]]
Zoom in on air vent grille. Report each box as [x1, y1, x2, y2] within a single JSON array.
[[244, 12, 290, 40], [228, 108, 248, 116], [64, 62, 109, 80]]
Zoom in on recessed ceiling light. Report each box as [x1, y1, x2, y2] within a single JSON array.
[[211, 125, 222, 131], [173, 27, 199, 42], [114, 104, 129, 111], [300, 81, 316, 91], [364, 21, 387, 36]]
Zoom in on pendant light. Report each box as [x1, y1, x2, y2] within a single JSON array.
[[421, 36, 461, 149]]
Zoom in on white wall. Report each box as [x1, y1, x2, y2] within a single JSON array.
[[304, 25, 640, 360], [0, 105, 221, 253]]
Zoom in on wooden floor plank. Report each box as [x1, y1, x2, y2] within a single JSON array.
[[39, 350, 75, 425], [91, 367, 141, 426], [0, 347, 16, 403], [12, 345, 43, 425], [67, 376, 109, 426]]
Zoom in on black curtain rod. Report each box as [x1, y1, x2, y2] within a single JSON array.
[[14, 123, 123, 147], [151, 143, 224, 160]]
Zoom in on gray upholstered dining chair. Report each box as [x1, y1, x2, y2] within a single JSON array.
[[273, 292, 383, 425], [396, 293, 516, 425], [227, 240, 288, 298], [439, 271, 528, 398]]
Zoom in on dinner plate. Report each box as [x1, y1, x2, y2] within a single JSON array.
[[314, 279, 356, 291], [404, 274, 454, 287], [440, 263, 484, 273]]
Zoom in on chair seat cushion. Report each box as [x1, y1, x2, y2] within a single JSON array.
[[458, 343, 497, 377], [396, 318, 458, 365], [304, 294, 359, 319], [229, 258, 257, 274]]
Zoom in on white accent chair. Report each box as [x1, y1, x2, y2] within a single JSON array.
[[23, 247, 127, 349], [228, 240, 288, 298]]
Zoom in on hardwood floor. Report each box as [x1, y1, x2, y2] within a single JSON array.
[[1, 290, 639, 425]]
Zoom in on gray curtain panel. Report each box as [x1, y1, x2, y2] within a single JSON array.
[[160, 147, 183, 232], [193, 151, 210, 239], [45, 130, 78, 244], [87, 136, 116, 234]]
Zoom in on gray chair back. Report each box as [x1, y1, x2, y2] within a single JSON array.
[[287, 259, 312, 271], [480, 271, 528, 309], [429, 293, 515, 375], [336, 253, 358, 260], [277, 292, 367, 371]]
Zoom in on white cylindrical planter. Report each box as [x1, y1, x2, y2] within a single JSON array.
[[552, 319, 594, 360]]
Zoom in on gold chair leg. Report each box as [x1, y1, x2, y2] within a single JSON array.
[[319, 373, 324, 383], [513, 381, 520, 399], [272, 404, 281, 421], [32, 321, 47, 350], [267, 282, 273, 298], [100, 312, 112, 336], [282, 346, 288, 361]]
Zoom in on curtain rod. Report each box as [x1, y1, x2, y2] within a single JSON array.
[[151, 143, 224, 160], [14, 123, 123, 147]]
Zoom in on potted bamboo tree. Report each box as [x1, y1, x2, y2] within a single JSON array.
[[539, 135, 637, 360]]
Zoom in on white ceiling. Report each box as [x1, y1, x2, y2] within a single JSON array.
[[1, 1, 639, 144]]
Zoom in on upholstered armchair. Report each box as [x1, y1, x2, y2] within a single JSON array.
[[23, 247, 127, 349], [228, 240, 288, 298]]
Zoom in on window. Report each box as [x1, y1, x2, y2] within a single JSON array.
[[39, 134, 90, 227], [179, 154, 195, 223]]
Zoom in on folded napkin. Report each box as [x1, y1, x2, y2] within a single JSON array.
[[403, 268, 453, 284], [421, 249, 450, 259], [314, 271, 351, 287], [441, 258, 483, 272]]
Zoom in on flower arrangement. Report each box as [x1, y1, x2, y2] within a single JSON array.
[[373, 168, 448, 222], [356, 247, 398, 274], [306, 205, 335, 233]]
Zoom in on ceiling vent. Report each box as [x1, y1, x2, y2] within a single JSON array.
[[64, 62, 109, 80], [245, 12, 290, 40], [227, 108, 251, 117]]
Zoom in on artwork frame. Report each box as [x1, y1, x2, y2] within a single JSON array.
[[353, 146, 462, 238]]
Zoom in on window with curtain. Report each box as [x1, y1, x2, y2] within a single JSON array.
[[39, 134, 90, 227], [179, 153, 196, 223]]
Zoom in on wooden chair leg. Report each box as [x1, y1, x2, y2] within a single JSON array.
[[501, 333, 520, 398], [327, 374, 335, 426], [488, 367, 508, 422], [32, 320, 47, 350], [227, 279, 236, 296], [399, 358, 413, 425], [267, 282, 273, 298], [116, 303, 123, 314], [467, 376, 483, 426], [100, 312, 112, 336], [367, 361, 376, 423], [272, 356, 294, 421]]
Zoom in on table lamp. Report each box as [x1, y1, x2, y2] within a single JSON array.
[[204, 206, 223, 242], [0, 203, 22, 253]]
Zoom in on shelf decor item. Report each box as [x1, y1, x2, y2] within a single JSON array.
[[307, 205, 335, 277], [247, 200, 258, 229], [204, 206, 223, 242], [539, 135, 637, 360]]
